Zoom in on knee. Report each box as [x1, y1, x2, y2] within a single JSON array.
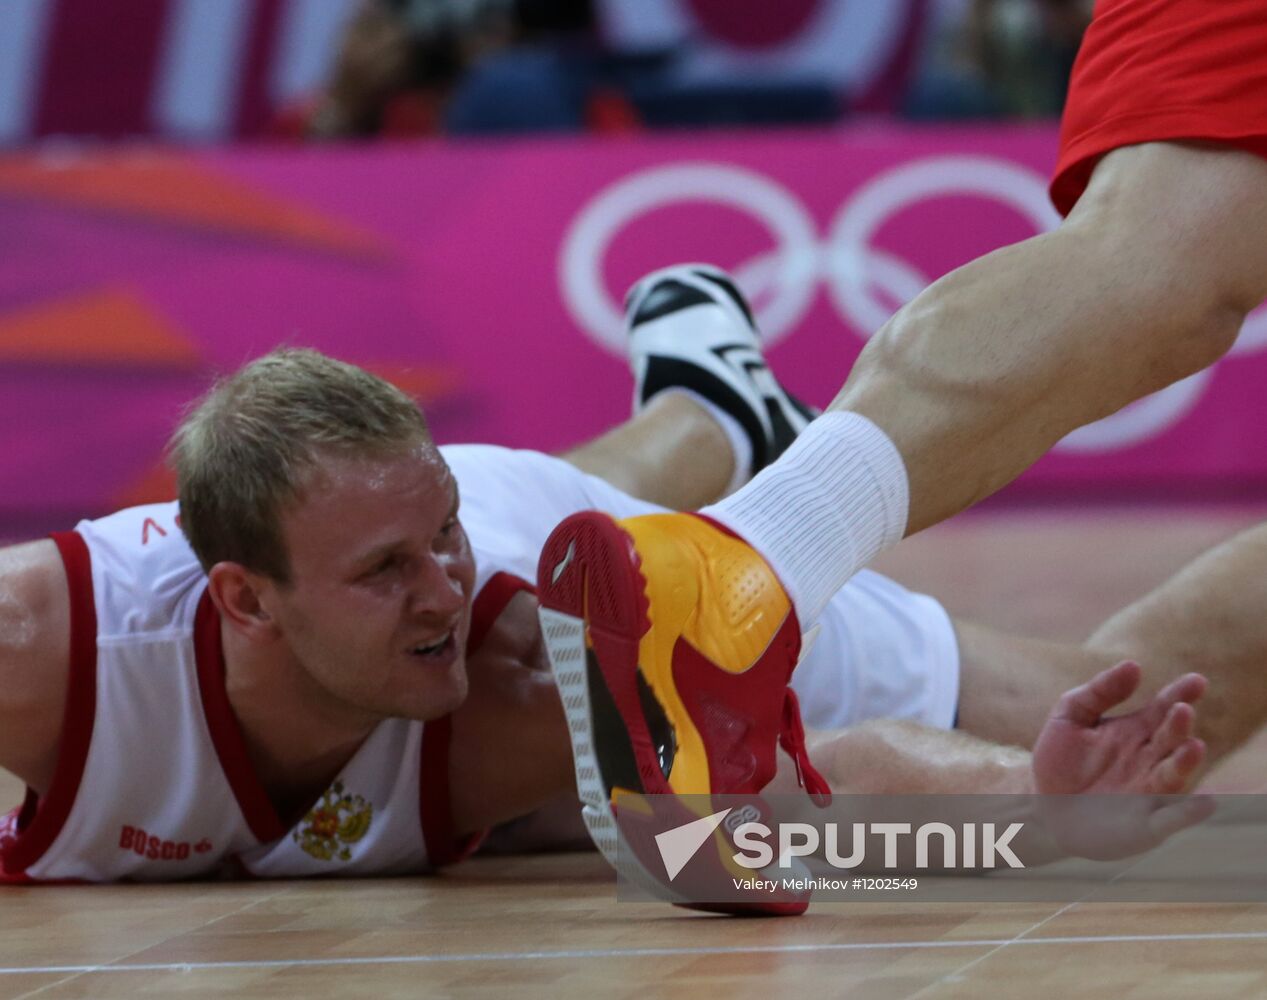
[[1178, 297, 1250, 375], [1073, 143, 1267, 358]]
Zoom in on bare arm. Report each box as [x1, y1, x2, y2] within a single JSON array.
[[782, 719, 1033, 796], [0, 540, 70, 794], [835, 142, 1267, 534], [781, 663, 1209, 867], [448, 593, 578, 837], [789, 662, 1205, 799], [478, 792, 591, 854]]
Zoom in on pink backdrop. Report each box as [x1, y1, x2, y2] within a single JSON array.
[[2, 125, 1266, 534]]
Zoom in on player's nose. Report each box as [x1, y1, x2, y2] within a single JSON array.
[[408, 553, 466, 620]]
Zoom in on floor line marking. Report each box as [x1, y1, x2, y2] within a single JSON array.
[[904, 900, 1080, 998], [3, 930, 1267, 976], [905, 829, 1184, 997]]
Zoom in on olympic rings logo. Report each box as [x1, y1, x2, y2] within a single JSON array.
[[559, 157, 1267, 454]]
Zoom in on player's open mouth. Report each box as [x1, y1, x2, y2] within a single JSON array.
[[409, 631, 455, 659]]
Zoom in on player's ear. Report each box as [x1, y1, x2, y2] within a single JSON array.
[[206, 562, 282, 643]]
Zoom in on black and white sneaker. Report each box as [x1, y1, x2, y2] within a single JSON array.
[[626, 263, 816, 475]]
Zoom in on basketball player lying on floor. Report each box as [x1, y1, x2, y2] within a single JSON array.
[[0, 267, 1230, 883]]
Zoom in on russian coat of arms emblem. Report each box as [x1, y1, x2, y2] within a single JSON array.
[[293, 781, 373, 862]]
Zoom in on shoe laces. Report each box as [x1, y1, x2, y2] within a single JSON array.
[[779, 688, 831, 807]]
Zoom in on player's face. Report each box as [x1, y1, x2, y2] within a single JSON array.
[[266, 445, 476, 724]]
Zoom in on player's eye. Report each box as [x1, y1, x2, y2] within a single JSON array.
[[365, 555, 402, 578]]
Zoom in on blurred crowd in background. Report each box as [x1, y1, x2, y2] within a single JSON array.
[[0, 0, 1093, 147], [8, 0, 1264, 525]]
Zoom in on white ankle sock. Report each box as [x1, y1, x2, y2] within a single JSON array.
[[701, 412, 909, 626], [655, 387, 753, 495]]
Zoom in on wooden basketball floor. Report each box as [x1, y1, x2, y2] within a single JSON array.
[[4, 506, 1267, 999]]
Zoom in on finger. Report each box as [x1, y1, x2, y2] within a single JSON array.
[[1148, 737, 1208, 793], [1052, 661, 1143, 727], [1147, 702, 1196, 761], [1155, 672, 1209, 708], [1147, 793, 1217, 844], [1131, 671, 1209, 734]]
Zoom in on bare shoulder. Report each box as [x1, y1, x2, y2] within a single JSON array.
[[0, 539, 70, 791]]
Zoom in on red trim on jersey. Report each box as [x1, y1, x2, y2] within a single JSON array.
[[419, 715, 472, 867], [419, 572, 533, 867], [467, 572, 534, 652], [193, 591, 287, 844], [1, 532, 99, 877]]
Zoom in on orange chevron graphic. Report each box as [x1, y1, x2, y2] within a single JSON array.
[[364, 363, 464, 404], [114, 460, 179, 511], [0, 289, 201, 368], [0, 153, 390, 259]]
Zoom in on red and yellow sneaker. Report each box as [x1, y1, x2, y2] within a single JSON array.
[[536, 510, 829, 914]]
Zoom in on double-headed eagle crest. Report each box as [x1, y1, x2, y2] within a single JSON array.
[[293, 781, 373, 862]]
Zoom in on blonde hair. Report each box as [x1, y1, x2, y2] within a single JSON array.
[[169, 348, 431, 581]]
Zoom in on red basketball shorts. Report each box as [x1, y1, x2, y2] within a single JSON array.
[[1051, 0, 1267, 215]]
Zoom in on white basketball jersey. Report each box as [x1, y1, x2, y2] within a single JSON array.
[[0, 498, 524, 883], [0, 444, 619, 884]]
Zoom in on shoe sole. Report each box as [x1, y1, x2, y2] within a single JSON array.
[[537, 511, 811, 916], [536, 511, 695, 902]]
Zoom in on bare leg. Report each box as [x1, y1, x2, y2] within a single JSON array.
[[955, 622, 1110, 751], [835, 142, 1267, 534], [957, 522, 1267, 769], [559, 393, 733, 510], [1087, 524, 1267, 766]]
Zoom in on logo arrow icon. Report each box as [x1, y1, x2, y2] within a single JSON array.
[[551, 539, 577, 586], [654, 808, 732, 881]]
